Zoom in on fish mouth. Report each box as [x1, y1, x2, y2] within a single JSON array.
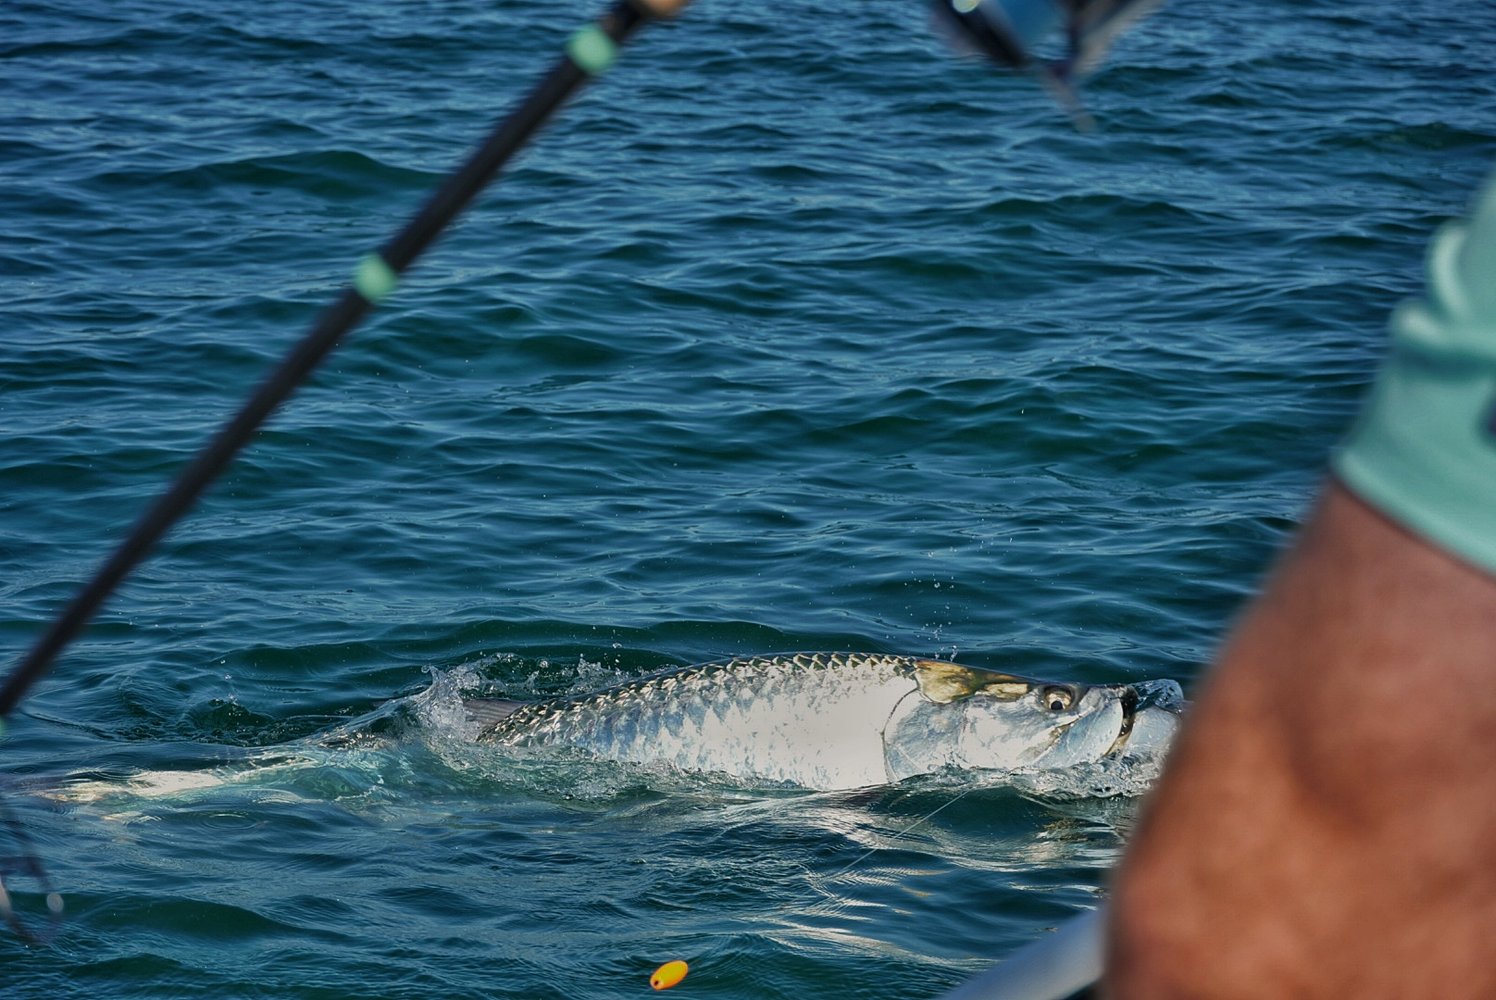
[[1103, 686, 1139, 756], [1102, 681, 1185, 758]]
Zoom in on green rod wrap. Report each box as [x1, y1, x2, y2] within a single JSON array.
[[354, 253, 399, 303], [567, 24, 619, 73]]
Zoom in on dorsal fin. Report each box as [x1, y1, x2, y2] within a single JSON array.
[[463, 697, 529, 730]]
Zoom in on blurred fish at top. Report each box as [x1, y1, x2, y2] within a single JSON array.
[[929, 0, 1167, 124]]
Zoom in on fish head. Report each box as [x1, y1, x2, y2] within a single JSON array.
[[882, 659, 1183, 781]]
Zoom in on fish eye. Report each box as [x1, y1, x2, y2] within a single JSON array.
[[1040, 686, 1074, 712]]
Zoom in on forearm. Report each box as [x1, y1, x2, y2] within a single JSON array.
[[1106, 480, 1496, 997]]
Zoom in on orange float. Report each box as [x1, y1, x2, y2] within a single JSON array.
[[650, 960, 689, 991]]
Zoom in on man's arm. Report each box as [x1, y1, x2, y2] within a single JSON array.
[[1106, 479, 1496, 997]]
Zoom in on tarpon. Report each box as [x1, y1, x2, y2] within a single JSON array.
[[465, 652, 1182, 790]]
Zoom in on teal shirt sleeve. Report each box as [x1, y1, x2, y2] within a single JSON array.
[[1332, 171, 1496, 577]]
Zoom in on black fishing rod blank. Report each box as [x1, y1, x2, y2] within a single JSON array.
[[0, 0, 691, 723]]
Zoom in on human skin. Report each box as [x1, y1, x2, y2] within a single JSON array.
[[1105, 480, 1496, 998]]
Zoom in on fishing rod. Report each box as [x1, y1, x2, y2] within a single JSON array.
[[0, 0, 689, 723]]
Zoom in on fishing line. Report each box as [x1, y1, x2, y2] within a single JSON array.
[[820, 783, 981, 885], [745, 785, 986, 969], [806, 783, 1100, 1000], [0, 0, 689, 723]]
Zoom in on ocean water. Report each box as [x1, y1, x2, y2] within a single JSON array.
[[2, 0, 1493, 995]]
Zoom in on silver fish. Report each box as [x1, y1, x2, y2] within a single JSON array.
[[465, 652, 1182, 790]]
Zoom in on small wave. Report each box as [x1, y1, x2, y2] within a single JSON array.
[[86, 149, 427, 200]]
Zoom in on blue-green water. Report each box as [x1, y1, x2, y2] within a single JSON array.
[[2, 0, 1493, 995]]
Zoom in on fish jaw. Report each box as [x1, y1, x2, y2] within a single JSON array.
[[1116, 704, 1179, 757], [1038, 682, 1184, 765], [955, 687, 1109, 771], [1106, 678, 1184, 758], [1030, 691, 1126, 766]]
